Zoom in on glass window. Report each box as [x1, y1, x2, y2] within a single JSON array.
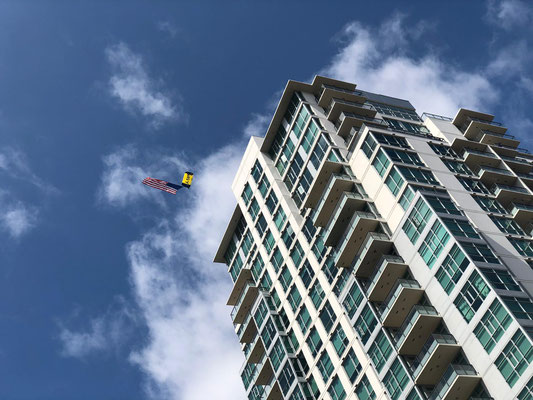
[[320, 301, 336, 333], [385, 167, 404, 196], [306, 327, 322, 357], [435, 244, 470, 294], [503, 296, 533, 321], [443, 159, 473, 175], [474, 299, 512, 354], [279, 361, 296, 395], [332, 325, 349, 356], [280, 266, 293, 291], [480, 268, 522, 292], [310, 281, 325, 309], [312, 234, 327, 263], [333, 268, 350, 296], [241, 183, 253, 205], [302, 216, 317, 244], [369, 330, 393, 373], [384, 117, 429, 135], [261, 319, 277, 349], [374, 132, 410, 148], [273, 207, 287, 231], [418, 220, 450, 268], [260, 271, 272, 291], [384, 358, 409, 400], [251, 253, 265, 281], [327, 375, 346, 400], [282, 224, 295, 249], [398, 166, 439, 185], [288, 285, 302, 312], [385, 148, 424, 166], [270, 247, 283, 272], [258, 176, 270, 197], [251, 160, 263, 183], [317, 351, 334, 382], [355, 375, 376, 400], [322, 255, 338, 284], [403, 198, 432, 243], [518, 377, 533, 400], [496, 330, 533, 387], [254, 300, 269, 329], [270, 339, 286, 372], [297, 306, 311, 334], [291, 241, 305, 267], [263, 230, 275, 254], [256, 213, 268, 237], [372, 149, 390, 177], [460, 241, 499, 264], [454, 270, 491, 322], [399, 186, 415, 210], [457, 177, 491, 194], [490, 216, 525, 235], [248, 198, 260, 220], [342, 349, 361, 382], [474, 195, 507, 214], [299, 261, 314, 288], [370, 102, 421, 121], [442, 217, 479, 239], [509, 238, 533, 258], [429, 142, 459, 158], [265, 190, 278, 214], [425, 195, 462, 215], [355, 304, 377, 344], [361, 134, 377, 158], [343, 281, 363, 318]]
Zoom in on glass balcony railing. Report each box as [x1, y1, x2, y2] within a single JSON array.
[[378, 279, 421, 319], [491, 183, 530, 195], [322, 83, 364, 97], [364, 255, 405, 295], [428, 364, 478, 400], [327, 97, 374, 111], [517, 172, 533, 180], [231, 280, 255, 321], [476, 165, 514, 177], [393, 305, 439, 347], [501, 154, 533, 165], [467, 116, 503, 127], [509, 203, 533, 213], [462, 148, 498, 159], [410, 334, 457, 378], [334, 211, 376, 252]]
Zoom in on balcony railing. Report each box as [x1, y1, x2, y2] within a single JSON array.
[[410, 334, 459, 384], [393, 305, 439, 348], [491, 183, 530, 195], [428, 364, 479, 400], [476, 165, 514, 177], [462, 148, 498, 159], [378, 279, 421, 319], [322, 84, 364, 97], [364, 255, 406, 299]]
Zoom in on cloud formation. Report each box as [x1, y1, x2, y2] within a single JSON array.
[[106, 43, 185, 127], [487, 0, 533, 30]]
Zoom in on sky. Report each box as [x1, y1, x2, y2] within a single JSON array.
[[0, 1, 532, 399]]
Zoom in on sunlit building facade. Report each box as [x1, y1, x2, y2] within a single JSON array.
[[214, 76, 533, 400]]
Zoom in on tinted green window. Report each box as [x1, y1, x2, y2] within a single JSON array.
[[496, 330, 533, 387], [320, 301, 336, 333], [327, 375, 346, 400], [248, 198, 260, 220], [310, 281, 325, 309], [503, 296, 533, 321], [399, 186, 415, 210], [435, 244, 469, 294], [251, 160, 263, 183], [518, 377, 533, 400], [474, 299, 512, 353], [270, 339, 286, 372], [290, 241, 305, 267], [385, 148, 424, 166], [442, 217, 479, 239], [332, 325, 349, 356], [425, 195, 462, 215], [355, 305, 377, 344], [368, 330, 393, 372], [384, 358, 409, 400], [242, 183, 253, 205], [278, 361, 296, 395], [342, 349, 361, 383], [361, 134, 377, 158], [403, 198, 432, 243], [355, 375, 376, 400], [372, 149, 390, 177], [385, 167, 404, 196], [398, 166, 439, 185], [287, 285, 302, 312], [256, 213, 268, 237], [273, 207, 287, 231], [454, 270, 491, 322], [343, 281, 363, 318], [306, 327, 322, 357], [474, 195, 507, 214], [270, 247, 283, 272], [279, 266, 293, 291], [258, 176, 270, 198], [509, 238, 533, 258], [299, 261, 314, 288], [297, 306, 311, 334], [418, 220, 450, 268], [460, 241, 499, 264], [491, 216, 525, 235], [263, 230, 275, 254], [317, 351, 334, 382], [480, 268, 521, 292], [254, 300, 269, 329]]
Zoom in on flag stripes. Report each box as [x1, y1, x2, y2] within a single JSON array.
[[142, 177, 177, 195]]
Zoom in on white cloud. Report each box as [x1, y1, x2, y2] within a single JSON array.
[[157, 21, 178, 38], [0, 200, 37, 239], [106, 43, 185, 127], [322, 17, 498, 117], [487, 0, 533, 30], [243, 113, 270, 138]]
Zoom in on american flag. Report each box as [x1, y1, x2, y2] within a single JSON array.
[[142, 177, 178, 195]]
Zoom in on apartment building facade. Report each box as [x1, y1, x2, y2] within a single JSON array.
[[214, 76, 533, 400]]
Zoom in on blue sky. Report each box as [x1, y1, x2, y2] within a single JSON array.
[[0, 1, 532, 399]]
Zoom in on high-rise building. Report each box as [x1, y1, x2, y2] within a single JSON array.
[[214, 76, 533, 400]]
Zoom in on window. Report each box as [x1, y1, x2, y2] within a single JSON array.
[[342, 349, 361, 382], [369, 330, 393, 372], [273, 208, 287, 231], [302, 217, 317, 244], [260, 271, 272, 291], [384, 358, 409, 400], [480, 268, 521, 292], [279, 266, 293, 291], [270, 339, 286, 372], [372, 149, 390, 177], [496, 330, 533, 387], [418, 220, 450, 268], [361, 134, 377, 158], [251, 254, 265, 281], [312, 234, 327, 263], [503, 296, 533, 321], [460, 241, 499, 264], [355, 305, 377, 344], [261, 319, 277, 349], [399, 186, 415, 210], [320, 301, 336, 332], [248, 198, 260, 220], [435, 244, 470, 294], [297, 306, 311, 334], [490, 216, 525, 236], [403, 198, 432, 243], [327, 376, 346, 400], [454, 270, 491, 322], [242, 183, 253, 205], [270, 247, 283, 272], [333, 268, 350, 296], [251, 160, 263, 183], [442, 217, 479, 239], [265, 191, 278, 214], [474, 195, 507, 214], [384, 118, 430, 135], [457, 177, 491, 194], [279, 361, 296, 395], [291, 241, 305, 267], [343, 281, 363, 318], [509, 238, 533, 258], [429, 142, 459, 158], [374, 132, 410, 148], [299, 261, 314, 288], [443, 159, 473, 175], [385, 167, 404, 196], [398, 166, 439, 185], [425, 195, 462, 215], [323, 255, 338, 284], [371, 102, 421, 121], [385, 148, 424, 166], [317, 351, 334, 382], [518, 377, 533, 400], [288, 285, 302, 312], [307, 327, 322, 357], [263, 230, 275, 254], [256, 213, 268, 237], [355, 375, 376, 400], [282, 224, 295, 249], [258, 176, 270, 197], [254, 300, 269, 329], [332, 325, 349, 356], [474, 299, 512, 353], [310, 281, 325, 309]]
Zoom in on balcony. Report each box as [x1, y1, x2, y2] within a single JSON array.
[[509, 203, 533, 225], [475, 165, 517, 186], [501, 155, 533, 175], [231, 281, 259, 324], [333, 213, 383, 268], [491, 183, 532, 206], [323, 193, 371, 246], [246, 333, 265, 364], [351, 233, 393, 278], [302, 148, 346, 209], [462, 148, 500, 168], [313, 174, 359, 227], [238, 313, 257, 344], [326, 98, 377, 121], [428, 364, 480, 400], [462, 118, 507, 140], [227, 267, 253, 306], [394, 305, 441, 355], [254, 355, 274, 386], [379, 279, 424, 328], [410, 334, 460, 385], [335, 112, 389, 138], [318, 84, 366, 109], [474, 129, 520, 149], [365, 255, 408, 302]]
